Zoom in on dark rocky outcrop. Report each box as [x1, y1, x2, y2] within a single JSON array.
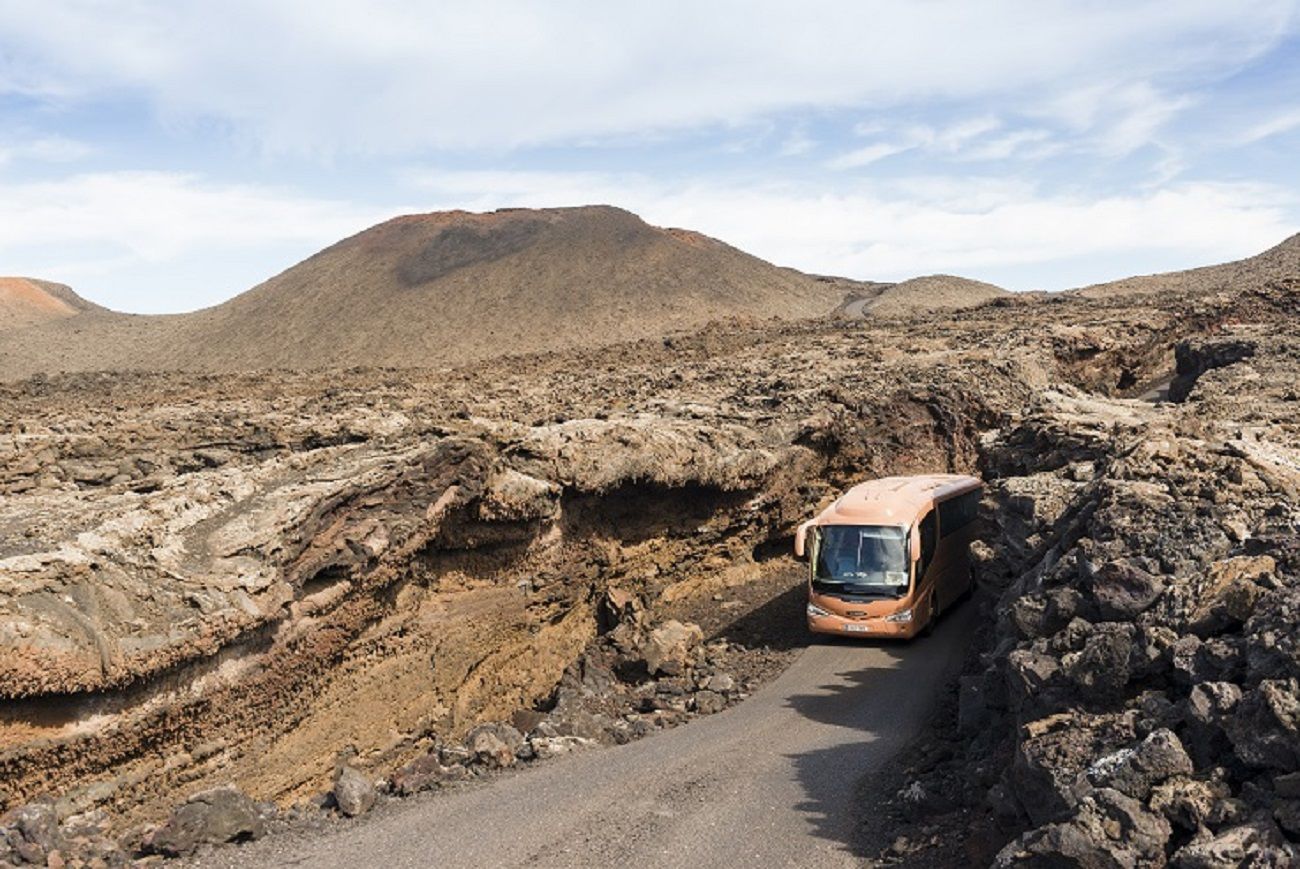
[[888, 309, 1300, 866]]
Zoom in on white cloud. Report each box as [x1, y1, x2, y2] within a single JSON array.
[[1237, 107, 1300, 143], [828, 116, 1057, 168], [408, 167, 1297, 288], [0, 1, 1292, 153], [1022, 79, 1197, 158], [0, 134, 93, 166], [928, 117, 1003, 152], [0, 171, 397, 311], [0, 171, 386, 258], [960, 129, 1057, 161], [826, 142, 911, 169], [778, 126, 816, 157]]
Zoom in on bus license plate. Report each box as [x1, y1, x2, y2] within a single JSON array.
[[843, 624, 870, 633]]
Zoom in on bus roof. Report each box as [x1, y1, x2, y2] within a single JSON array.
[[813, 474, 982, 527]]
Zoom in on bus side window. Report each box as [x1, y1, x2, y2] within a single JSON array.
[[938, 489, 981, 538], [938, 497, 958, 538], [919, 509, 937, 578]]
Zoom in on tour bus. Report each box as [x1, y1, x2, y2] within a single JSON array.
[[793, 474, 982, 638]]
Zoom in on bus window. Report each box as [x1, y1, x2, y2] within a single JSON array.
[[938, 497, 959, 537], [919, 509, 937, 578], [938, 489, 980, 537]]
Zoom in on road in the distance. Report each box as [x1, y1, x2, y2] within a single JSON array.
[[201, 602, 976, 869]]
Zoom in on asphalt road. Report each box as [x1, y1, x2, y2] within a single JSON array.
[[201, 601, 976, 869]]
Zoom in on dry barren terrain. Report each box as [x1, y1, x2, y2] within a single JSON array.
[[1, 213, 1298, 867]]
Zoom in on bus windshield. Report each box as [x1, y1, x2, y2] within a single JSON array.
[[812, 525, 910, 597]]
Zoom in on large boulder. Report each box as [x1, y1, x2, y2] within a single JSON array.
[[389, 753, 469, 796], [1275, 799, 1300, 837], [1085, 729, 1194, 800], [1225, 679, 1300, 771], [1082, 560, 1165, 621], [1243, 587, 1300, 682], [1171, 818, 1297, 868], [995, 788, 1171, 868], [692, 689, 726, 715], [1187, 555, 1273, 636], [1149, 776, 1230, 832], [467, 723, 524, 768], [0, 802, 63, 865], [1010, 714, 1134, 826], [1182, 680, 1241, 764], [147, 786, 265, 856], [640, 620, 704, 676], [1061, 623, 1136, 703], [1007, 647, 1063, 702], [332, 765, 377, 818]]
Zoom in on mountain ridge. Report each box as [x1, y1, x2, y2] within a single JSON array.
[[3, 212, 1297, 381], [0, 205, 843, 379]]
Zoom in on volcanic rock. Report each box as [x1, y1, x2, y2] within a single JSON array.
[[147, 786, 265, 856], [640, 620, 704, 677], [1225, 679, 1300, 771], [1171, 818, 1298, 868], [0, 802, 63, 865], [692, 689, 726, 715], [332, 766, 377, 818], [1, 238, 1297, 863], [995, 787, 1171, 868], [1084, 728, 1194, 800]]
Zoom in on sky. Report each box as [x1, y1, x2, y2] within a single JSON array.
[[2, 1, 1300, 314]]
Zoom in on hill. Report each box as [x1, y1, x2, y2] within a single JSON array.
[[836, 274, 1009, 318], [0, 206, 844, 379], [7, 213, 1297, 382], [0, 278, 103, 331], [173, 206, 842, 371], [1074, 232, 1300, 299]]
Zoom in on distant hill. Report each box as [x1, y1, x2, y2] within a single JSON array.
[[6, 214, 1296, 382], [172, 206, 843, 371], [1073, 232, 1300, 299], [0, 206, 843, 379], [836, 274, 1009, 318], [0, 278, 103, 331]]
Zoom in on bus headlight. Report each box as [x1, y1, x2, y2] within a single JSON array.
[[885, 608, 913, 623], [807, 603, 831, 618]]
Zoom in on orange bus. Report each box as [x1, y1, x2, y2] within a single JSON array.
[[793, 474, 982, 638]]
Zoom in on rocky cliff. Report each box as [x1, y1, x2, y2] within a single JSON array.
[[879, 283, 1300, 866]]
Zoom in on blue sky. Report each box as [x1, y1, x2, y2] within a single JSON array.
[[2, 1, 1299, 313]]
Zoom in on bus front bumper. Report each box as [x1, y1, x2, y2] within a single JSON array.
[[807, 611, 918, 639]]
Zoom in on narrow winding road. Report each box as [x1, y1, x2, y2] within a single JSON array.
[[203, 602, 976, 868]]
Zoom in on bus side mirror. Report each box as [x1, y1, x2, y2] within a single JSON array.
[[910, 528, 921, 562], [794, 520, 815, 559]]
